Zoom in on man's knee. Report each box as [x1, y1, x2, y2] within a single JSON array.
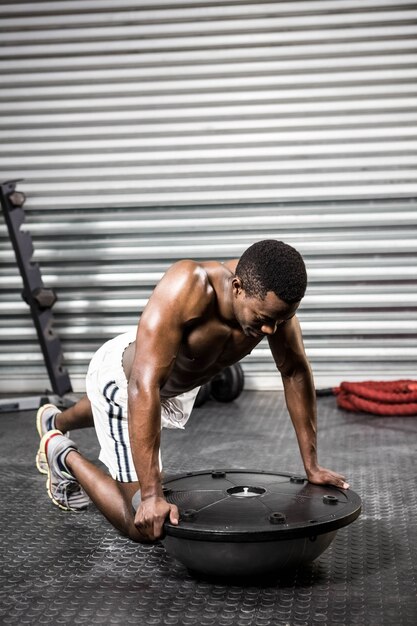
[[121, 520, 149, 543], [125, 525, 143, 543]]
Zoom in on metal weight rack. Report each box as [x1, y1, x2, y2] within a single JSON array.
[[0, 180, 73, 412]]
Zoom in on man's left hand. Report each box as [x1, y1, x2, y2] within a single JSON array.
[[306, 465, 349, 490]]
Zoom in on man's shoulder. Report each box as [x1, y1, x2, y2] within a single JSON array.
[[169, 258, 205, 273], [166, 259, 211, 287], [223, 258, 239, 273], [156, 260, 215, 310], [167, 259, 237, 319], [167, 259, 228, 286]]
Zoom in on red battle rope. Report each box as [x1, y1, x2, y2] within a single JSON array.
[[319, 380, 417, 416]]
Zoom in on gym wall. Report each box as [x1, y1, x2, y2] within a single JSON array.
[[0, 0, 416, 394]]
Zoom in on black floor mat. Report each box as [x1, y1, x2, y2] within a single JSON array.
[[0, 391, 416, 625]]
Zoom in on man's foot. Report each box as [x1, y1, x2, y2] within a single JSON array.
[[35, 404, 68, 474], [40, 429, 90, 511]]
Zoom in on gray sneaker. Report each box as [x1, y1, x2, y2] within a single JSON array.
[[36, 404, 68, 474], [40, 429, 90, 511]]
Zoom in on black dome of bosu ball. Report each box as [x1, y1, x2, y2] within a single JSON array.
[[142, 469, 361, 577]]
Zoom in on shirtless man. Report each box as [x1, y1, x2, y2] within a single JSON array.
[[37, 240, 349, 543]]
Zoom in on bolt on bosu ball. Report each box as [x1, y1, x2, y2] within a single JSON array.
[[132, 469, 361, 577]]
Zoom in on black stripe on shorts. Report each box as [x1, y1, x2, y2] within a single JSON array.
[[102, 381, 133, 482]]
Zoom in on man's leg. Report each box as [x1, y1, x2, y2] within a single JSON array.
[[36, 395, 95, 474], [66, 450, 142, 541], [40, 429, 143, 541], [55, 395, 95, 432]]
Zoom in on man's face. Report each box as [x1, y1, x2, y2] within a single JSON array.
[[234, 287, 299, 338]]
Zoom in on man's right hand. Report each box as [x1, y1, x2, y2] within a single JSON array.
[[134, 495, 179, 542]]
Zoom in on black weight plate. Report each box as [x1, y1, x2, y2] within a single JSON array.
[[193, 383, 212, 407], [211, 364, 244, 402]]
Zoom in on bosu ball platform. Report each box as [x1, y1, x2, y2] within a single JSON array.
[[132, 469, 361, 577]]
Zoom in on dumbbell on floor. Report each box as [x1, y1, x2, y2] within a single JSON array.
[[194, 363, 245, 407]]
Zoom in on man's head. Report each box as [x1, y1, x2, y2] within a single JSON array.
[[235, 239, 307, 304], [232, 240, 307, 338]]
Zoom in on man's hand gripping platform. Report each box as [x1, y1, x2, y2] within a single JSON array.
[[134, 495, 179, 542]]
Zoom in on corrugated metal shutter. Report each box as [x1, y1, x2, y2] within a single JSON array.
[[1, 0, 416, 393]]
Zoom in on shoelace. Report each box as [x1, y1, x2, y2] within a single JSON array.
[[55, 478, 87, 509]]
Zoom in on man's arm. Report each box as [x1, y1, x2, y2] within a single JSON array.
[[268, 315, 349, 489], [127, 261, 209, 541]]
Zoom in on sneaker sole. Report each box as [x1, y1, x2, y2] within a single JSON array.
[[35, 404, 60, 475], [35, 450, 48, 475], [40, 430, 79, 512]]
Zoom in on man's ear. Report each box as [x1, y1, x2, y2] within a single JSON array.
[[232, 276, 243, 296]]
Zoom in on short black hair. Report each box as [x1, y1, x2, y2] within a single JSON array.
[[235, 240, 307, 304]]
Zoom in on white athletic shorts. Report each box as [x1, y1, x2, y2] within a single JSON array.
[[85, 330, 199, 483]]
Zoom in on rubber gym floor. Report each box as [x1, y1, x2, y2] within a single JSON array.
[[1, 390, 416, 626]]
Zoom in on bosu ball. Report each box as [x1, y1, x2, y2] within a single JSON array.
[[132, 469, 361, 577]]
